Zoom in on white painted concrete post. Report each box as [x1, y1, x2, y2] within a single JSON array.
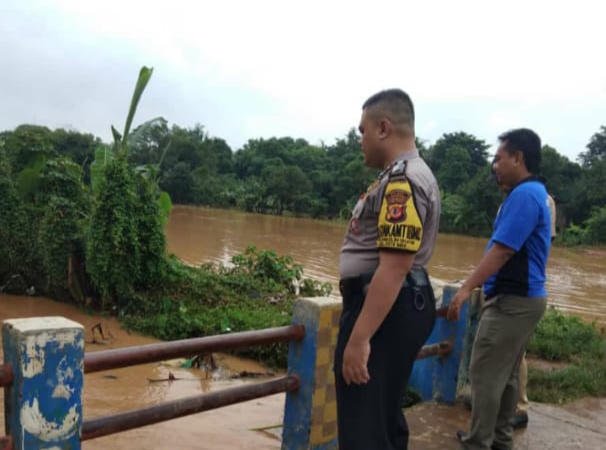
[[3, 317, 84, 449]]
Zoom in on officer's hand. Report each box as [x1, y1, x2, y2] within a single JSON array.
[[342, 338, 371, 385], [446, 287, 471, 321]]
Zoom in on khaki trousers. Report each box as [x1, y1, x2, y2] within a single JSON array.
[[461, 294, 546, 450]]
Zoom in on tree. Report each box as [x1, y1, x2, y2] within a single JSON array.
[[86, 66, 170, 310], [128, 117, 171, 166], [161, 162, 194, 204], [1, 124, 55, 173], [436, 146, 473, 193], [579, 125, 606, 168], [439, 192, 466, 233], [204, 137, 233, 174], [52, 128, 101, 182], [570, 158, 606, 225], [457, 167, 504, 236], [539, 145, 582, 226], [0, 146, 20, 280], [37, 158, 89, 299], [584, 206, 606, 244], [264, 165, 312, 215], [415, 137, 430, 160], [87, 155, 141, 308], [426, 132, 490, 176]]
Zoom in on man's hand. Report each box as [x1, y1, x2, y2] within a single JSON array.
[[446, 285, 472, 321], [446, 243, 515, 321], [342, 337, 371, 385]]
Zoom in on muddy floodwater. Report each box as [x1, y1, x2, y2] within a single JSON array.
[[1, 205, 604, 449], [168, 206, 606, 325]]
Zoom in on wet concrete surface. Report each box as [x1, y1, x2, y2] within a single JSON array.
[[407, 399, 606, 450]]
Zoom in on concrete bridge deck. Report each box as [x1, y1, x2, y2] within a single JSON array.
[[253, 397, 606, 450], [406, 399, 606, 450]]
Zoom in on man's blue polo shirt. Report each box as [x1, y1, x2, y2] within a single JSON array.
[[484, 177, 551, 298]]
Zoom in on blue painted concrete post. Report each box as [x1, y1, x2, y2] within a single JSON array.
[[3, 317, 84, 450], [282, 297, 341, 450], [409, 283, 470, 403]]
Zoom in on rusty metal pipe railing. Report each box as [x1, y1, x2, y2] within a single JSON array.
[[0, 364, 14, 387], [81, 374, 300, 441], [416, 341, 453, 360], [84, 325, 305, 374], [436, 305, 449, 318]]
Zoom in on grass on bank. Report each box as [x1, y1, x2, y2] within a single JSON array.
[[527, 307, 606, 403]]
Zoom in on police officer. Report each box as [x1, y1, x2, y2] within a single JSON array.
[[335, 89, 441, 450]]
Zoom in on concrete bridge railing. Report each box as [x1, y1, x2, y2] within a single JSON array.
[[0, 283, 476, 450]]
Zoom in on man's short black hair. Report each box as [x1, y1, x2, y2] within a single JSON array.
[[362, 89, 415, 135], [498, 128, 542, 174]]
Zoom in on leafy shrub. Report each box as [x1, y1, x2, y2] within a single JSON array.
[[584, 206, 606, 244], [231, 245, 303, 293]]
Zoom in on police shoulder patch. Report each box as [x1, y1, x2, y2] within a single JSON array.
[[377, 180, 423, 252]]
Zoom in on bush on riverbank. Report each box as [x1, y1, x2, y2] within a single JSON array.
[[556, 206, 606, 246], [527, 307, 606, 403], [123, 248, 331, 368]]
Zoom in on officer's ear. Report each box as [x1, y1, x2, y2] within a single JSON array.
[[378, 118, 392, 140]]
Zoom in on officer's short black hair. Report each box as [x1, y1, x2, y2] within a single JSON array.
[[498, 128, 542, 174], [362, 89, 415, 136]]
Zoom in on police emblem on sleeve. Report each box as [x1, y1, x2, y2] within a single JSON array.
[[377, 180, 423, 252], [385, 189, 411, 223]]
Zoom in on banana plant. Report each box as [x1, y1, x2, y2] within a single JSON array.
[[89, 66, 153, 192], [89, 66, 172, 222], [112, 66, 154, 155]]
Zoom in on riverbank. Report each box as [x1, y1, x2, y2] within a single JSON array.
[[527, 307, 606, 403], [122, 248, 331, 368]]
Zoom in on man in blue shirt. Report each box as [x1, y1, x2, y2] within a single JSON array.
[[447, 128, 550, 450]]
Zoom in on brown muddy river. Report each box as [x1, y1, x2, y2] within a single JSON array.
[[167, 206, 606, 325], [1, 205, 604, 449]]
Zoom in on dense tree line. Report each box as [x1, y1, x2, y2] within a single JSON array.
[[126, 119, 606, 243], [1, 121, 605, 246]]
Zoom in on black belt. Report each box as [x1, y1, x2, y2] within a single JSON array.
[[339, 268, 430, 298]]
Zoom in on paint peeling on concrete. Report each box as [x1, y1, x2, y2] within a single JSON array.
[[20, 398, 79, 442], [22, 335, 46, 378], [52, 356, 75, 400], [21, 330, 83, 379]]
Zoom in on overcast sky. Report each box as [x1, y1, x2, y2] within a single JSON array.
[[2, 0, 605, 161]]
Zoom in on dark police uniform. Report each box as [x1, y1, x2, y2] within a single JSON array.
[[335, 148, 440, 450]]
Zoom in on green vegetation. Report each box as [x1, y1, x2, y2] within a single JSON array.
[[0, 67, 331, 369], [527, 307, 606, 403], [124, 247, 330, 368]]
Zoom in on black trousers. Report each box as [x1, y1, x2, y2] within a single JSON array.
[[334, 281, 436, 450]]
